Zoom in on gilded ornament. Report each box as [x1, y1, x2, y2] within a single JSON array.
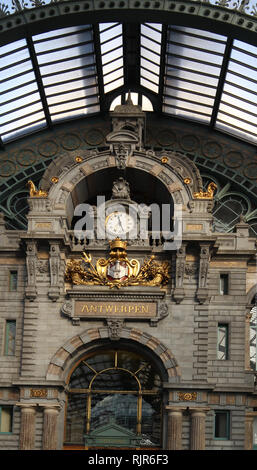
[[178, 391, 197, 401], [183, 177, 191, 185], [161, 156, 169, 164], [65, 238, 170, 288], [30, 389, 48, 398], [75, 156, 83, 163], [193, 182, 217, 200], [51, 176, 59, 184], [26, 180, 48, 198]]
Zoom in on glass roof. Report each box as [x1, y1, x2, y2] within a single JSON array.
[[163, 26, 227, 124], [1, 14, 257, 146]]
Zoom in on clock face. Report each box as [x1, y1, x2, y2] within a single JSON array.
[[105, 211, 135, 237]]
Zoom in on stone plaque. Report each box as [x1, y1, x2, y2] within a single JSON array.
[[186, 224, 203, 231], [34, 222, 52, 230], [75, 301, 157, 318]]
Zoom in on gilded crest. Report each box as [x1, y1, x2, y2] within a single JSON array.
[[65, 238, 170, 289]]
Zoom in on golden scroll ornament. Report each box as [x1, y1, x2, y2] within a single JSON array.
[[65, 238, 170, 289]]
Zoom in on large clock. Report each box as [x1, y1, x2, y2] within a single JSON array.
[[105, 211, 135, 238]]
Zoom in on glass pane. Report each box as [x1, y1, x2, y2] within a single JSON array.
[[91, 369, 138, 391], [34, 25, 89, 40], [141, 395, 161, 445], [104, 78, 124, 93], [99, 22, 124, 93], [2, 121, 46, 143], [65, 394, 87, 443], [217, 324, 228, 360], [69, 362, 94, 389], [5, 321, 16, 356], [250, 306, 257, 371], [220, 275, 229, 295], [163, 25, 226, 125], [91, 393, 138, 434], [217, 39, 257, 144], [215, 412, 229, 438], [140, 78, 158, 94], [141, 24, 162, 43], [70, 350, 161, 391], [9, 271, 18, 291], [0, 39, 45, 142], [163, 104, 211, 123], [0, 407, 12, 433]]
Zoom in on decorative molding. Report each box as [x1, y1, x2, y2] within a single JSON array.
[[173, 244, 186, 304], [30, 389, 48, 398], [48, 242, 61, 301], [25, 240, 37, 301], [46, 326, 180, 381], [196, 243, 211, 304], [178, 392, 197, 401]]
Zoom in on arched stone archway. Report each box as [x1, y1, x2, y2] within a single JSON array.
[[46, 325, 181, 382]]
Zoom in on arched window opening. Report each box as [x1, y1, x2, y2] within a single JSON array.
[[110, 93, 154, 112], [64, 349, 162, 449], [212, 195, 248, 233]]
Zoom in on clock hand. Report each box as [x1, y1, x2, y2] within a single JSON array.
[[117, 215, 124, 231]]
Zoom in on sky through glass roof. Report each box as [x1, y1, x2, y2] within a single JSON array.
[[0, 6, 257, 146]]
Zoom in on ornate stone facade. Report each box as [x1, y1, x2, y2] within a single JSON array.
[[0, 104, 256, 451]]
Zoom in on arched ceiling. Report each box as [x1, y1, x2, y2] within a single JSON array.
[[1, 0, 257, 147]]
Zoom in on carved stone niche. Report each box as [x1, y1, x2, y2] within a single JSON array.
[[61, 287, 169, 327]]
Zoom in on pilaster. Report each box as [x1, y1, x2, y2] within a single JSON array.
[[166, 407, 184, 450], [48, 241, 61, 301], [42, 405, 60, 450], [190, 408, 209, 450], [17, 403, 37, 450]]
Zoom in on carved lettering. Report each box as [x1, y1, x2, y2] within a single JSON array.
[[75, 301, 155, 317]]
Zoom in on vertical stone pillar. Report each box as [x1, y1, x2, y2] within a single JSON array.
[[190, 408, 209, 450], [245, 412, 257, 450], [18, 404, 37, 450], [42, 405, 60, 450], [166, 407, 183, 450]]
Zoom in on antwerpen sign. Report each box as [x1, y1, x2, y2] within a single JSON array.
[[75, 301, 156, 317], [61, 291, 169, 326]]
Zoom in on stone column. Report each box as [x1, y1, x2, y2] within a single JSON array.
[[42, 405, 60, 450], [166, 407, 183, 450], [18, 404, 37, 450], [190, 408, 209, 450]]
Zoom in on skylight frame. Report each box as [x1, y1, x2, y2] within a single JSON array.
[[215, 38, 257, 144], [140, 23, 163, 94], [0, 38, 47, 143], [30, 24, 99, 125], [162, 25, 228, 125], [99, 22, 124, 94]]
